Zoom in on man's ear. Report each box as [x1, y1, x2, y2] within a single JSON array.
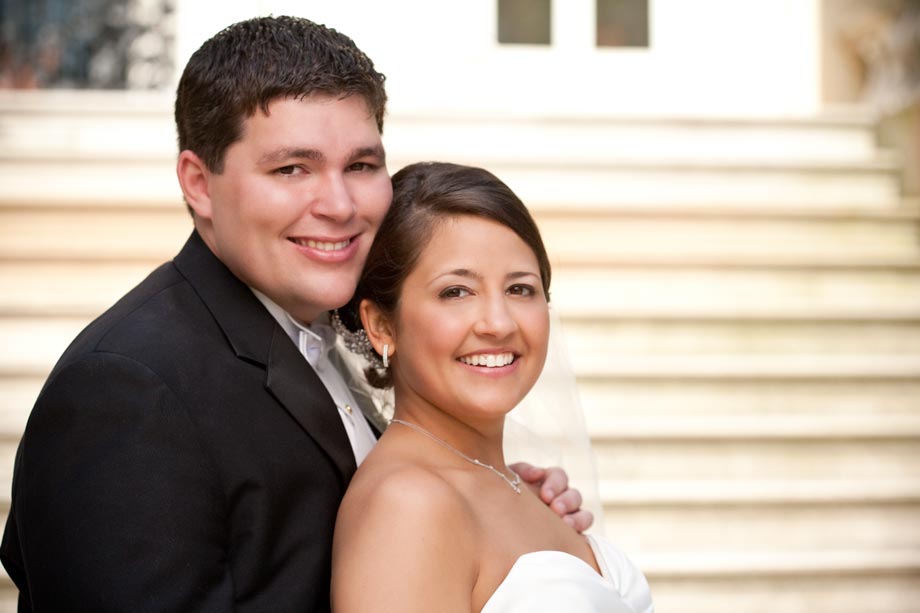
[[176, 150, 214, 220], [359, 299, 395, 360]]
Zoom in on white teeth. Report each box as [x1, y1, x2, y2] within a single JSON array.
[[460, 352, 515, 368], [293, 238, 350, 251], [310, 239, 349, 251]]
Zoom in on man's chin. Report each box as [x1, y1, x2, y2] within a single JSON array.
[[304, 286, 359, 316]]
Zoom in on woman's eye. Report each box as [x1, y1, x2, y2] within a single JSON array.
[[439, 286, 471, 299], [508, 284, 535, 297]]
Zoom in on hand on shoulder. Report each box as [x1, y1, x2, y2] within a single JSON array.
[[511, 462, 595, 533]]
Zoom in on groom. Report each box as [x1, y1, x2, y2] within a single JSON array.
[[0, 15, 590, 611]]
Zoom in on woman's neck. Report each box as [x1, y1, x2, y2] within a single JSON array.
[[390, 404, 507, 470]]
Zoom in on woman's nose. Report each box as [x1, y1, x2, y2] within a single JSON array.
[[473, 296, 517, 338]]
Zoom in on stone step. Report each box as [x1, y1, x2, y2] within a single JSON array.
[[0, 205, 190, 261], [493, 159, 902, 210], [0, 262, 156, 316], [644, 552, 920, 613], [603, 500, 920, 555], [0, 587, 15, 613], [0, 377, 43, 435], [589, 413, 920, 440], [578, 376, 920, 419], [590, 438, 920, 483], [536, 209, 920, 262], [599, 478, 920, 506], [560, 317, 920, 356], [641, 548, 920, 578], [578, 378, 920, 443], [0, 157, 180, 208], [0, 443, 15, 497], [0, 90, 175, 159], [597, 479, 920, 562], [551, 265, 920, 317], [0, 317, 91, 376], [570, 353, 920, 379], [599, 481, 920, 554], [384, 112, 885, 165]]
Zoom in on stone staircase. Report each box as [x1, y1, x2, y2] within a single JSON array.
[[1, 91, 919, 611]]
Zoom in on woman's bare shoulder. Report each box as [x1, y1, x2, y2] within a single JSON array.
[[338, 455, 473, 532], [332, 458, 478, 612]]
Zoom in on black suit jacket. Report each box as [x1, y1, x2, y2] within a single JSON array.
[[1, 231, 358, 611]]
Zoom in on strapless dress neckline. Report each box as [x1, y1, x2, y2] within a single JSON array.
[[480, 534, 654, 612]]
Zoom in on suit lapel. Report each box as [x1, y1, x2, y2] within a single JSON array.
[[173, 231, 357, 483], [264, 327, 357, 481]]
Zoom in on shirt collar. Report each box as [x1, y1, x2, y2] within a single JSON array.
[[250, 289, 336, 371]]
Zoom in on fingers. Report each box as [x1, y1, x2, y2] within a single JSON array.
[[550, 485, 582, 517], [509, 461, 545, 485], [510, 463, 594, 533], [562, 510, 595, 534], [538, 466, 569, 504]]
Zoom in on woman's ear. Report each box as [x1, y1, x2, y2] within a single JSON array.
[[176, 150, 214, 220], [359, 299, 394, 360]]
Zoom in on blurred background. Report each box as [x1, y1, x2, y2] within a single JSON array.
[[1, 0, 919, 610]]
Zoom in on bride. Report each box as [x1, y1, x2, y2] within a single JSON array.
[[331, 162, 653, 612]]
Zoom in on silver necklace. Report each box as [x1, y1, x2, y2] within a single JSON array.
[[390, 419, 522, 494]]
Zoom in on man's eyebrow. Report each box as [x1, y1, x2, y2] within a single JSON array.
[[258, 148, 324, 165], [258, 145, 385, 166], [353, 145, 386, 162]]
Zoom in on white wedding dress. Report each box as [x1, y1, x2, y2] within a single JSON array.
[[480, 534, 654, 613]]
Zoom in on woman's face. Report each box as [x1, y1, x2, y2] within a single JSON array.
[[389, 215, 550, 422]]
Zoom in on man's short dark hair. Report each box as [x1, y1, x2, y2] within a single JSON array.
[[175, 15, 387, 173]]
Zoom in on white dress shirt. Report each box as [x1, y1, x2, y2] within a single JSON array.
[[251, 290, 378, 465]]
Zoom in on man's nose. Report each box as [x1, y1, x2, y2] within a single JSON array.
[[311, 172, 356, 222]]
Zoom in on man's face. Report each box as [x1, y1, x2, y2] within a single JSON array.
[[193, 95, 392, 323]]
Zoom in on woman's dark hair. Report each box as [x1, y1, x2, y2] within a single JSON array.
[[340, 161, 552, 388], [175, 15, 387, 174]]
